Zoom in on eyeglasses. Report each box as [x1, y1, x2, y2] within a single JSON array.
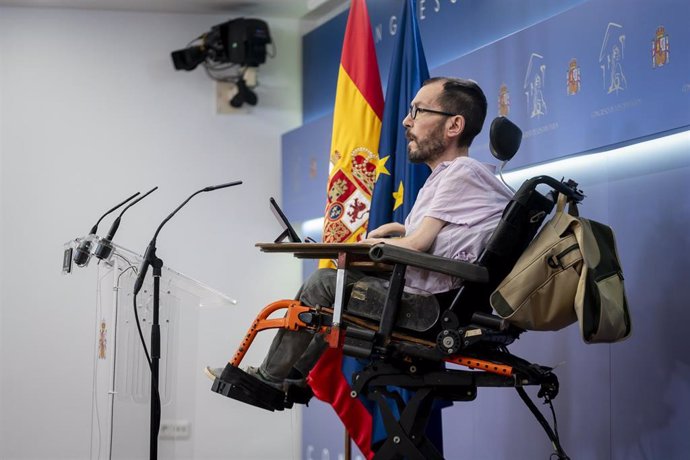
[[409, 104, 456, 120]]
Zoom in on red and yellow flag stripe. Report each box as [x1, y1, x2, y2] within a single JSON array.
[[322, 0, 384, 245]]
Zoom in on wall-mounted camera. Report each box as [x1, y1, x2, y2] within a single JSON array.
[[171, 18, 273, 108]]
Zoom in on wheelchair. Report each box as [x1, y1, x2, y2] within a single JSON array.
[[210, 117, 584, 460]]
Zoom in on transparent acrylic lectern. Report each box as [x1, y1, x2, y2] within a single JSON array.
[[65, 239, 236, 460]]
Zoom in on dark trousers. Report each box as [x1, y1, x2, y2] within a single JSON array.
[[259, 267, 442, 381], [259, 268, 368, 380]]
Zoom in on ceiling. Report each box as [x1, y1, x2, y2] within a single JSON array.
[[0, 0, 345, 18]]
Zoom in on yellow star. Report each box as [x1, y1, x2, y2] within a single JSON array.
[[392, 181, 404, 211], [375, 155, 391, 179]]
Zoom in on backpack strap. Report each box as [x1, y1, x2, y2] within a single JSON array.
[[556, 191, 579, 216], [552, 193, 580, 236]]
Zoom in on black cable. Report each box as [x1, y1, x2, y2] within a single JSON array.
[[515, 387, 570, 460], [546, 398, 561, 446], [203, 63, 242, 82], [540, 374, 566, 460], [133, 292, 161, 444], [133, 294, 152, 368], [207, 61, 239, 71], [499, 346, 569, 459]]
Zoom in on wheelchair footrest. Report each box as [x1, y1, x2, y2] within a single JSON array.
[[211, 364, 286, 412]]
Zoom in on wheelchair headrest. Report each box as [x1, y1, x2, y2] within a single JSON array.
[[489, 117, 522, 162]]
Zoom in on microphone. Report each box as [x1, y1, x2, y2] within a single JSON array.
[[94, 186, 159, 262], [202, 180, 243, 192], [133, 180, 242, 295], [73, 191, 140, 267]]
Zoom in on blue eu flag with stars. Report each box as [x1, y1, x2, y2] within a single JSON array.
[[362, 0, 447, 454], [368, 0, 430, 232]]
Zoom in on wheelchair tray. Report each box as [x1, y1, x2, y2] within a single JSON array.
[[256, 242, 372, 259]]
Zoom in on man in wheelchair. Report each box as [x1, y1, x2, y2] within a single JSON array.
[[210, 76, 583, 459], [261, 77, 511, 391]]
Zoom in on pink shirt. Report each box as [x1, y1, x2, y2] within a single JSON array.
[[404, 156, 513, 294]]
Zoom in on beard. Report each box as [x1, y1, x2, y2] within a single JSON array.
[[406, 122, 447, 164]]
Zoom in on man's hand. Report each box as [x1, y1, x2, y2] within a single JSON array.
[[367, 222, 406, 239], [360, 237, 387, 245]]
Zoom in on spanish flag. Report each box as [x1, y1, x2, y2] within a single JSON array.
[[310, 1, 383, 458], [320, 0, 384, 246]]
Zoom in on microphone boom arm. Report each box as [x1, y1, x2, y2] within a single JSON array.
[[105, 186, 159, 240], [91, 191, 140, 235], [133, 180, 242, 295]]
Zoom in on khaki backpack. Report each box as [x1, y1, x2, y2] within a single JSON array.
[[490, 193, 631, 343]]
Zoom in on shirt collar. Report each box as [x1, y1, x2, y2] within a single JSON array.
[[428, 157, 459, 181]]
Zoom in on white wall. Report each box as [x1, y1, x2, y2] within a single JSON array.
[[0, 6, 303, 459]]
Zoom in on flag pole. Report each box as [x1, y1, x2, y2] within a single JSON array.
[[344, 430, 352, 460]]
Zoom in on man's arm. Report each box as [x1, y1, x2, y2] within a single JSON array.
[[367, 222, 406, 239], [362, 216, 445, 252]]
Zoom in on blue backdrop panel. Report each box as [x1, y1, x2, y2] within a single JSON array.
[[302, 13, 348, 122], [303, 0, 586, 124], [436, 0, 690, 169], [280, 114, 333, 223], [295, 0, 690, 222], [607, 167, 690, 459], [290, 0, 690, 457], [367, 0, 587, 89]]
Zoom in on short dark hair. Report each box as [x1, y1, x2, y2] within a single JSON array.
[[423, 77, 487, 148]]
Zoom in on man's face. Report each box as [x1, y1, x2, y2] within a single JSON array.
[[402, 82, 450, 165]]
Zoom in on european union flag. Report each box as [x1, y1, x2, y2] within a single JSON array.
[[368, 0, 431, 231], [363, 0, 447, 454]]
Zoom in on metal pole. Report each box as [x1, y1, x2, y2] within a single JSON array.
[[108, 257, 120, 460], [344, 430, 351, 460], [150, 262, 162, 460]]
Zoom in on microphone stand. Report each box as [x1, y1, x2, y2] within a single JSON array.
[[149, 248, 163, 460], [132, 180, 242, 460]]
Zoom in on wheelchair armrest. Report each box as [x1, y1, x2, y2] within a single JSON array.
[[368, 243, 489, 283]]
